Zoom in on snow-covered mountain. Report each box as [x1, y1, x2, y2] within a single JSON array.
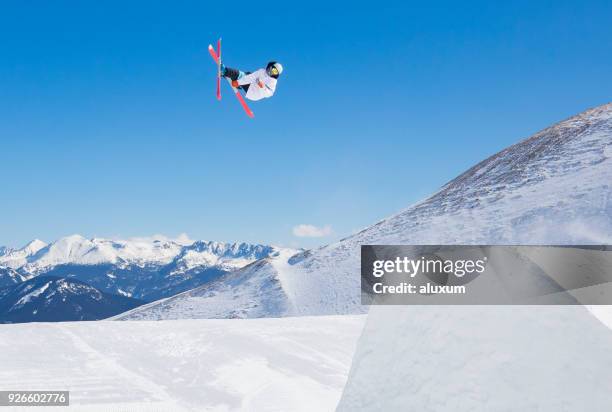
[[114, 251, 295, 320], [0, 235, 185, 272], [116, 103, 612, 321], [170, 240, 275, 274], [0, 236, 284, 303], [0, 276, 144, 323], [0, 239, 47, 269], [0, 267, 26, 290], [0, 315, 365, 411]]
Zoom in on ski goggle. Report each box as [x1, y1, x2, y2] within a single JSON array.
[[269, 66, 279, 76]]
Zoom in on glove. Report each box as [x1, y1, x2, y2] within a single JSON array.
[[231, 80, 239, 88], [257, 80, 264, 88]]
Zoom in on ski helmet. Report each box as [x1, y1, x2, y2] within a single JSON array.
[[266, 61, 283, 78]]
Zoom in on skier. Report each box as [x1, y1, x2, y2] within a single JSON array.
[[219, 61, 283, 101]]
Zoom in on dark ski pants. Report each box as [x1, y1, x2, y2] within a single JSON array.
[[223, 67, 251, 93]]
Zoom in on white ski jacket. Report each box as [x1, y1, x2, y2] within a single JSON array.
[[237, 69, 277, 101]]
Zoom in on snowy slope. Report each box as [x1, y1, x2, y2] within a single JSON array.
[[337, 103, 612, 411], [0, 315, 365, 411], [114, 252, 294, 320], [300, 102, 612, 312], [117, 103, 612, 320], [338, 306, 612, 411]]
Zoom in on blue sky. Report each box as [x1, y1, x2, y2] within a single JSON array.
[[1, 0, 611, 248]]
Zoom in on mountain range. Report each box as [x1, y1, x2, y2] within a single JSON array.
[[0, 236, 286, 322]]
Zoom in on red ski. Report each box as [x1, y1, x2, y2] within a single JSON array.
[[208, 42, 255, 118], [216, 38, 221, 101]]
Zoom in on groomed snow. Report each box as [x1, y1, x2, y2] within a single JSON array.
[[0, 315, 365, 412], [338, 306, 612, 411], [337, 103, 612, 410]]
